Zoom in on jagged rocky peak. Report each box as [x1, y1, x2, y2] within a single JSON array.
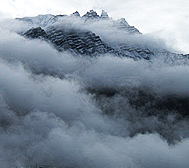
[[23, 27, 48, 39], [117, 18, 129, 27], [100, 10, 109, 19], [82, 10, 100, 19], [23, 26, 117, 56], [115, 18, 141, 34], [71, 11, 80, 17]]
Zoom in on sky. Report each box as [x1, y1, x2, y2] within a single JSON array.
[[0, 0, 189, 53]]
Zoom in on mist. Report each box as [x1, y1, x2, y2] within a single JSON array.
[[0, 18, 189, 168]]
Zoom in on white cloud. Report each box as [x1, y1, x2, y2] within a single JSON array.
[[0, 19, 189, 168]]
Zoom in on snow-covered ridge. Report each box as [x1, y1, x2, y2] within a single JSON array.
[[16, 10, 189, 63], [16, 10, 141, 34]]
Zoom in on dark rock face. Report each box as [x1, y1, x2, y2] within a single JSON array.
[[23, 27, 117, 56], [82, 10, 100, 20], [23, 26, 153, 59], [71, 11, 80, 17], [47, 28, 114, 55], [18, 10, 189, 62], [22, 26, 189, 62], [24, 27, 48, 39]]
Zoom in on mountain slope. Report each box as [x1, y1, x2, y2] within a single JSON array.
[[17, 10, 189, 63], [19, 11, 189, 119]]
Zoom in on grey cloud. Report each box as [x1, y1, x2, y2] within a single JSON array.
[[0, 10, 189, 168]]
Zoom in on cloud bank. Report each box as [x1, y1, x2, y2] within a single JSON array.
[[0, 17, 189, 168]]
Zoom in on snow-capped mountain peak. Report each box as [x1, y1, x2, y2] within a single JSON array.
[[117, 18, 129, 27], [82, 10, 99, 20], [15, 10, 188, 63], [16, 10, 141, 34], [71, 11, 80, 17], [100, 10, 109, 19]]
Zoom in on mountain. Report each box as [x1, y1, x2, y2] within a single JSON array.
[[1, 10, 189, 168], [23, 27, 116, 57], [16, 10, 141, 33], [17, 10, 189, 64], [15, 10, 189, 118]]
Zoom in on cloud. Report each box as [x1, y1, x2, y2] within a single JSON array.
[[0, 14, 189, 168]]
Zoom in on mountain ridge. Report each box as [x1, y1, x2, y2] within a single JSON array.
[[16, 10, 188, 63], [16, 10, 141, 34]]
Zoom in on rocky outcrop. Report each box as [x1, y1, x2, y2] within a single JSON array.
[[82, 10, 100, 20], [23, 26, 118, 56], [47, 28, 115, 55], [71, 11, 80, 17], [115, 18, 141, 34], [17, 10, 141, 34], [24, 27, 48, 39], [18, 10, 189, 62], [100, 10, 109, 19], [23, 26, 154, 59]]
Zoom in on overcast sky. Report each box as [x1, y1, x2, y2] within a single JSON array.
[[0, 0, 189, 53]]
